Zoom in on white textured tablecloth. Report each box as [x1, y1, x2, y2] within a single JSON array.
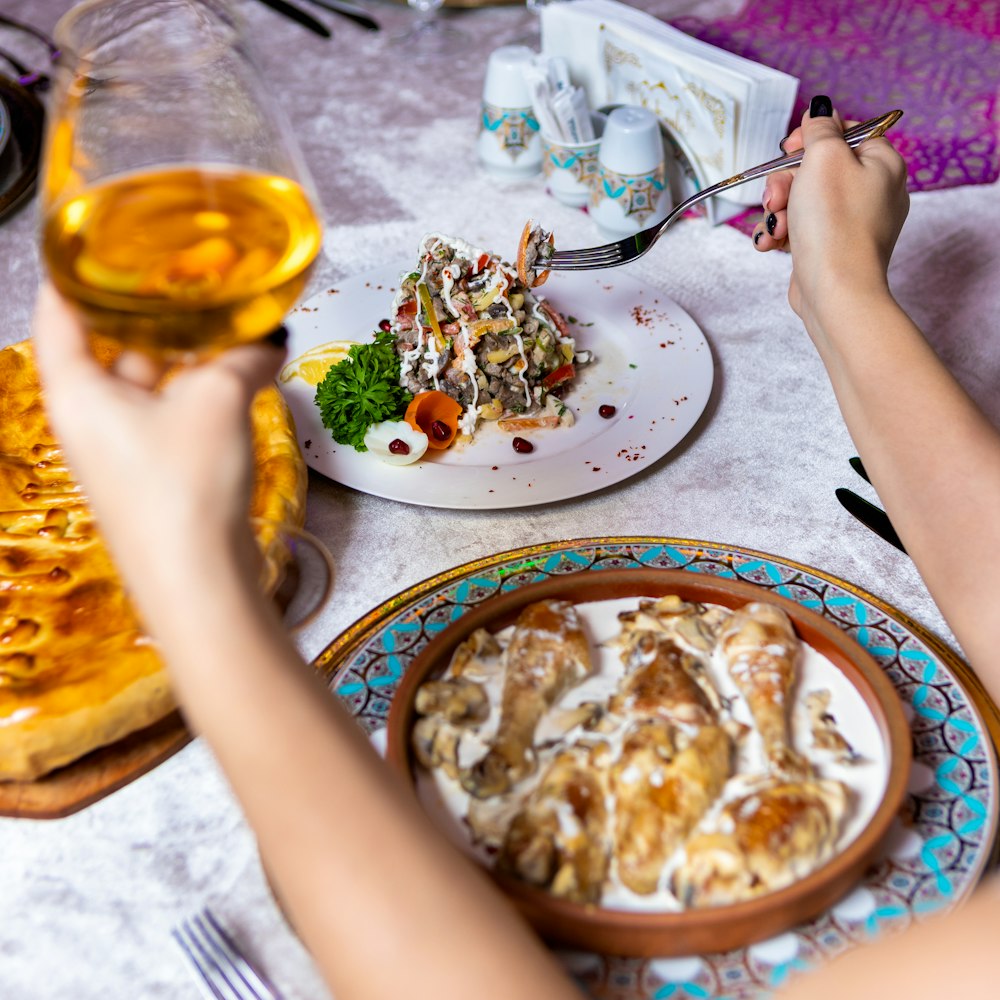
[[1, 1, 998, 997]]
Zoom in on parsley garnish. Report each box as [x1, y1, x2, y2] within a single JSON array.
[[314, 330, 412, 451]]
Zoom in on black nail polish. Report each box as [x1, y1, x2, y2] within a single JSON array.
[[809, 94, 832, 118], [778, 134, 789, 153], [265, 325, 289, 348], [753, 230, 763, 246], [766, 213, 777, 236]]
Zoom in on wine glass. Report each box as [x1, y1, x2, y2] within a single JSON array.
[[393, 0, 467, 60], [252, 518, 335, 633], [40, 0, 323, 359], [512, 0, 566, 48]]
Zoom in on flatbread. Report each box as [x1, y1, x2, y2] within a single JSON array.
[[0, 339, 307, 780]]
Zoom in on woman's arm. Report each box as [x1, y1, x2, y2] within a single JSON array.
[[32, 288, 583, 1000], [782, 873, 1000, 997], [754, 101, 1000, 704], [752, 99, 1000, 997]]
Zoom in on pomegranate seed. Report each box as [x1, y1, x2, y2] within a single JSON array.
[[388, 439, 410, 455], [599, 404, 617, 419], [430, 420, 450, 441], [378, 318, 392, 331], [512, 437, 534, 454]]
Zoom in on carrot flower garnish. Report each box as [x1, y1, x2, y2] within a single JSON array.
[[404, 390, 463, 450]]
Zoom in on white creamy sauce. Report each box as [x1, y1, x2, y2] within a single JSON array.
[[510, 333, 532, 408], [391, 232, 566, 437], [415, 597, 889, 915]]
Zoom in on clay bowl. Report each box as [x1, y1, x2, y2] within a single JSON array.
[[385, 568, 911, 957]]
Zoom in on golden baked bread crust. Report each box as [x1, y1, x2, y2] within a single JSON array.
[[0, 339, 307, 781]]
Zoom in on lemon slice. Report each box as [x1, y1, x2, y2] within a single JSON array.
[[279, 340, 358, 386]]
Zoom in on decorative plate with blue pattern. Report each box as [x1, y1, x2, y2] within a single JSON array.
[[0, 96, 10, 163], [316, 538, 999, 999]]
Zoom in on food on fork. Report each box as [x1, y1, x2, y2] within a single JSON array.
[[516, 219, 554, 288], [0, 339, 307, 781]]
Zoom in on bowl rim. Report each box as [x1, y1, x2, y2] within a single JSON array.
[[385, 567, 912, 949]]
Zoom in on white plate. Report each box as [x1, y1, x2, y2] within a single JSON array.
[[282, 265, 714, 509]]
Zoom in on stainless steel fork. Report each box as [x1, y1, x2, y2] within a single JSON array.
[[544, 109, 903, 271], [173, 909, 286, 1000]]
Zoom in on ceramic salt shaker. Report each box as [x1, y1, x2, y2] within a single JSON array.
[[591, 105, 671, 237], [477, 45, 542, 178]]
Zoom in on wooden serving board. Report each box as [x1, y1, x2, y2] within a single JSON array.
[[0, 712, 191, 820]]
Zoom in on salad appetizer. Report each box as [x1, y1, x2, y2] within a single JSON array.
[[312, 226, 591, 465]]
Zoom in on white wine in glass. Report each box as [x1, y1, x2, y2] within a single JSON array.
[[41, 0, 323, 357]]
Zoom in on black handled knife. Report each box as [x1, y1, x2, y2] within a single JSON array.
[[836, 488, 908, 554], [301, 0, 380, 32], [849, 455, 870, 484], [253, 0, 332, 38]]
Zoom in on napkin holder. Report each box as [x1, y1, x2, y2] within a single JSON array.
[[541, 0, 799, 219]]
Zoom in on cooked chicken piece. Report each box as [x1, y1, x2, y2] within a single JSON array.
[[719, 602, 809, 778], [498, 742, 611, 903], [615, 596, 729, 712], [610, 632, 717, 732], [461, 599, 593, 798], [671, 778, 850, 907], [805, 689, 859, 763], [612, 721, 732, 895]]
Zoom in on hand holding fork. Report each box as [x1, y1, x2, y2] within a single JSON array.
[[542, 110, 902, 272]]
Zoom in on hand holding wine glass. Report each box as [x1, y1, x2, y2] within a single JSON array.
[[41, 0, 322, 358]]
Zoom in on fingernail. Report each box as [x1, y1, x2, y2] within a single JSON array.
[[778, 134, 789, 153], [753, 230, 763, 246], [766, 213, 777, 236], [265, 325, 289, 348], [809, 95, 833, 118]]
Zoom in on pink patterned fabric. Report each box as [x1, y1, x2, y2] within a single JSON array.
[[673, 0, 1000, 193]]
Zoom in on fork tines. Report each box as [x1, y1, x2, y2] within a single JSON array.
[[172, 908, 284, 1000], [548, 248, 625, 270]]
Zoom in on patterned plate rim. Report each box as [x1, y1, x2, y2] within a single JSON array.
[[312, 536, 1000, 995], [315, 536, 999, 857], [313, 535, 1000, 733]]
